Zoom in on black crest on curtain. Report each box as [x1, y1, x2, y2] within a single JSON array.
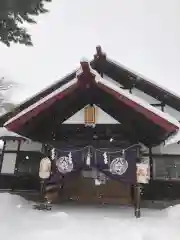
[[94, 147, 137, 183], [52, 146, 92, 174], [48, 145, 138, 183]]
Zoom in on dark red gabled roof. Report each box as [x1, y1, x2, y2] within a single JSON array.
[[3, 60, 179, 146], [0, 45, 179, 125]]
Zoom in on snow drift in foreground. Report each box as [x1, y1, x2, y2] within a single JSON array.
[[0, 193, 180, 240]]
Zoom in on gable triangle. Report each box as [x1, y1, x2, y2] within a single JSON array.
[[63, 105, 120, 124]]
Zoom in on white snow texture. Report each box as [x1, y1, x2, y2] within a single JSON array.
[[0, 193, 180, 240]]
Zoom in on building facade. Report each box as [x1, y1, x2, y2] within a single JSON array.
[[1, 46, 180, 203]]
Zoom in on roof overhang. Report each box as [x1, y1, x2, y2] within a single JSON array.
[[0, 127, 27, 141], [3, 61, 180, 146]]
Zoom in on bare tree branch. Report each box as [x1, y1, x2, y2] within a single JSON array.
[[0, 77, 16, 114]]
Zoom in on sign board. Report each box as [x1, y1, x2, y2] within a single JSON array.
[[39, 157, 51, 179], [136, 163, 150, 184]]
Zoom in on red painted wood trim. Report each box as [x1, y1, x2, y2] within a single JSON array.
[[5, 82, 79, 132], [97, 82, 178, 133]]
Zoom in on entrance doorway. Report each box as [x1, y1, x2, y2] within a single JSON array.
[[45, 124, 137, 205], [57, 171, 133, 205]]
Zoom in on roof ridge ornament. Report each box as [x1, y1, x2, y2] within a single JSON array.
[[94, 45, 106, 60], [76, 60, 90, 78], [75, 60, 101, 87]]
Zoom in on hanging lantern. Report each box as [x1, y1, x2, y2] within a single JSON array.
[[84, 104, 96, 127], [39, 157, 51, 179]]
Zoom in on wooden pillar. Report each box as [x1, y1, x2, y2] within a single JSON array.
[[14, 140, 21, 174], [149, 146, 153, 180], [134, 183, 141, 218], [0, 140, 6, 173], [40, 179, 45, 202], [11, 140, 21, 192]]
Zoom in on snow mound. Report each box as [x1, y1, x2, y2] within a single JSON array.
[[51, 211, 69, 218], [0, 193, 30, 209], [165, 204, 180, 219], [0, 193, 180, 240]]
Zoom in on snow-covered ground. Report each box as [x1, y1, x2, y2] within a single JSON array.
[[1, 193, 180, 240]]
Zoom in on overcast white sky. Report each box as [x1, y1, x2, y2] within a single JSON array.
[[0, 0, 179, 103]]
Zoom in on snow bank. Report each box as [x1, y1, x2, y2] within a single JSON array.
[[0, 193, 31, 215], [0, 193, 180, 240], [0, 192, 28, 206], [165, 204, 180, 219]]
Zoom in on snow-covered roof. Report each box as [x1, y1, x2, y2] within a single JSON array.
[[4, 79, 78, 126], [92, 61, 180, 145], [0, 127, 20, 138], [165, 130, 180, 145], [107, 58, 180, 101], [90, 66, 180, 130], [100, 75, 180, 145], [0, 127, 28, 140], [3, 61, 180, 145]]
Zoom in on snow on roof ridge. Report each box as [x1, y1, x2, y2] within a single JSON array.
[[4, 62, 180, 143], [4, 78, 78, 126], [165, 130, 180, 145], [5, 62, 92, 126], [0, 70, 77, 121], [0, 127, 30, 140], [88, 65, 180, 129], [99, 75, 180, 144], [108, 58, 180, 100], [0, 127, 20, 137], [102, 78, 180, 127]]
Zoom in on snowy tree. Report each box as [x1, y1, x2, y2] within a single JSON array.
[[0, 0, 52, 46], [0, 77, 15, 115]]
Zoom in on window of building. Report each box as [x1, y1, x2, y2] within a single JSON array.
[[16, 151, 43, 176], [20, 141, 42, 152], [1, 153, 17, 174], [5, 140, 19, 151], [153, 156, 180, 180]]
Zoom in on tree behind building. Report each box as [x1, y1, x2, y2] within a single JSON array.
[[0, 0, 52, 46]]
